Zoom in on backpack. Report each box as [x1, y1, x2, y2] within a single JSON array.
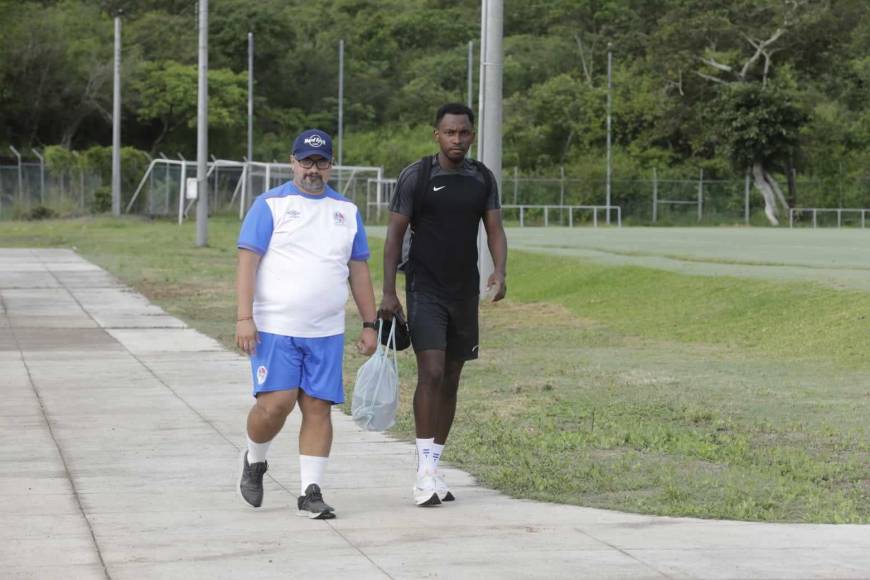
[[397, 155, 492, 272]]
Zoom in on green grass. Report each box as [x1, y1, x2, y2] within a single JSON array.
[[2, 216, 867, 523]]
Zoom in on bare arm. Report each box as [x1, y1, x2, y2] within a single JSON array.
[[380, 211, 411, 317], [349, 259, 377, 355], [483, 209, 508, 301], [235, 249, 261, 354]]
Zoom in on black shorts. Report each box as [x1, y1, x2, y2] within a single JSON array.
[[406, 291, 479, 360]]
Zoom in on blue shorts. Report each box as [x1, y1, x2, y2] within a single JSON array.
[[249, 332, 345, 404]]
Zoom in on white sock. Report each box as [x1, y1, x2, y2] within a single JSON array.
[[432, 443, 445, 471], [300, 455, 328, 495], [416, 437, 435, 476], [246, 435, 271, 464]]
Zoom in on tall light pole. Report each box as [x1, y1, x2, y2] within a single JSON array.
[[477, 0, 502, 297], [476, 0, 488, 160], [606, 42, 613, 224], [337, 39, 345, 192], [112, 13, 122, 216], [247, 31, 254, 209], [467, 40, 473, 109], [196, 0, 209, 246], [338, 40, 345, 161]]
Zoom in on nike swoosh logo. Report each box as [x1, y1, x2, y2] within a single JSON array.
[[433, 185, 446, 191]]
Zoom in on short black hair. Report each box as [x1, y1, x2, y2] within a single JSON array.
[[435, 103, 474, 127]]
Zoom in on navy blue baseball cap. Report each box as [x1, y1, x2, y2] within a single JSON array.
[[292, 129, 333, 160]]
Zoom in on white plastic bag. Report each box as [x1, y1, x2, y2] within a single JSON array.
[[351, 320, 399, 431]]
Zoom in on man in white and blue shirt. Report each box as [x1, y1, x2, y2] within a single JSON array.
[[235, 129, 377, 519]]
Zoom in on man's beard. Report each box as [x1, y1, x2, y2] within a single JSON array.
[[301, 174, 325, 193]]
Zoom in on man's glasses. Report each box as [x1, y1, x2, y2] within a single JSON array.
[[295, 157, 332, 170]]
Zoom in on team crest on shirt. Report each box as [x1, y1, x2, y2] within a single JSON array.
[[334, 211, 345, 225], [285, 209, 301, 220], [256, 365, 268, 385]]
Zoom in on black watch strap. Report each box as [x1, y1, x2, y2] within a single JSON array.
[[362, 321, 378, 330]]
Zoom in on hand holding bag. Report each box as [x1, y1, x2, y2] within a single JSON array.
[[351, 320, 399, 431]]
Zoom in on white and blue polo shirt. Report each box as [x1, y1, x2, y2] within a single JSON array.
[[238, 182, 369, 338]]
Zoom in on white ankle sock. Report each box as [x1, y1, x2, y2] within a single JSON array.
[[416, 437, 435, 476], [300, 455, 328, 495], [432, 443, 445, 470], [246, 435, 271, 464]]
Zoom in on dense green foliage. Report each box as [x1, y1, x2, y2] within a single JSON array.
[[1, 0, 868, 192]]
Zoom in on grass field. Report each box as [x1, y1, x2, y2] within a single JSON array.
[[1, 215, 867, 523]]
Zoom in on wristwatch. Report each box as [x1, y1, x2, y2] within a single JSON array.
[[362, 321, 378, 330]]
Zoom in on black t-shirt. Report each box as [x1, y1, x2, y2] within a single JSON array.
[[390, 157, 500, 299]]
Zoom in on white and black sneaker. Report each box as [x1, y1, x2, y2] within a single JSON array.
[[434, 472, 455, 502], [238, 449, 268, 508], [413, 471, 441, 507], [297, 484, 336, 519]]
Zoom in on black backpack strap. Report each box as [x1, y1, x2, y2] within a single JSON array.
[[398, 155, 434, 274], [471, 160, 494, 201], [411, 154, 434, 226]]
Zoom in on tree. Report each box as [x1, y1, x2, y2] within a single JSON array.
[[654, 0, 823, 224], [130, 61, 246, 154], [715, 83, 806, 223], [0, 1, 113, 148]]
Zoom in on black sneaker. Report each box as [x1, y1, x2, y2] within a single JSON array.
[[297, 483, 336, 519], [238, 449, 267, 508]]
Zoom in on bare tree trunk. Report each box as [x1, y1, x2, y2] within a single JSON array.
[[150, 120, 171, 155], [786, 156, 797, 207], [61, 112, 87, 148], [752, 162, 780, 225], [573, 34, 593, 86], [767, 169, 789, 210]]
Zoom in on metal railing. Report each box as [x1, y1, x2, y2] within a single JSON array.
[[501, 204, 621, 227], [789, 208, 869, 228], [125, 158, 384, 221]]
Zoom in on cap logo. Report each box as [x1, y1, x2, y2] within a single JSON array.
[[304, 135, 326, 148]]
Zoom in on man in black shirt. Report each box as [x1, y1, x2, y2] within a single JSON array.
[[379, 103, 508, 507]]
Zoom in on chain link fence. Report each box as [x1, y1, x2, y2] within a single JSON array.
[[0, 162, 104, 219], [3, 148, 868, 227], [496, 171, 870, 226], [123, 158, 384, 223]]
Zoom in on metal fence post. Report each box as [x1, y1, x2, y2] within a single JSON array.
[[71, 151, 84, 209], [697, 168, 703, 222], [160, 153, 170, 210], [9, 146, 22, 202], [513, 165, 518, 205], [178, 153, 187, 206], [210, 154, 218, 202], [652, 167, 657, 224], [744, 170, 750, 225], [32, 148, 45, 204]]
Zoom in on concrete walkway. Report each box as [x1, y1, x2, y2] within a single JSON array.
[[1, 248, 868, 580]]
